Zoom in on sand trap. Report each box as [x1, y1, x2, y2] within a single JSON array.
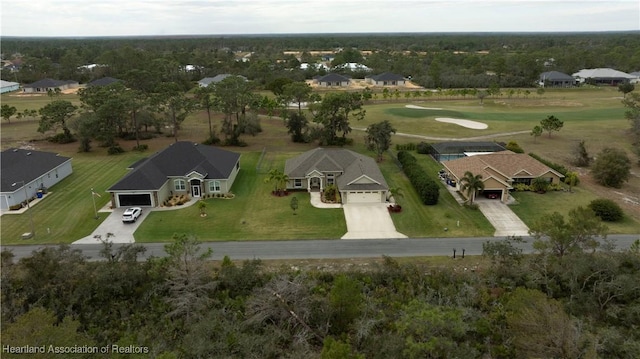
[[405, 104, 443, 110], [435, 118, 488, 129]]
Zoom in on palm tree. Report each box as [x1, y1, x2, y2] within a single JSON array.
[[459, 171, 485, 205], [264, 169, 289, 196], [387, 187, 404, 204]]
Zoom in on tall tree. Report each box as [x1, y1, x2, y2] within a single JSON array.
[[540, 115, 564, 138], [212, 76, 258, 145], [194, 85, 215, 138], [280, 82, 313, 114], [311, 92, 365, 146], [459, 171, 485, 205], [365, 120, 396, 162], [591, 147, 631, 188], [153, 82, 196, 143], [38, 100, 77, 140], [284, 111, 309, 143], [618, 83, 635, 98], [1, 104, 17, 123], [530, 125, 542, 143]]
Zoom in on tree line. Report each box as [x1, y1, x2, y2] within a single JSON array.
[[1, 233, 639, 358]]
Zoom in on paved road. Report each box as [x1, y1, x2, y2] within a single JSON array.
[[2, 235, 638, 262]]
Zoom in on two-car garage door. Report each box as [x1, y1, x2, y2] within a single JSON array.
[[117, 193, 152, 207], [346, 191, 381, 203]]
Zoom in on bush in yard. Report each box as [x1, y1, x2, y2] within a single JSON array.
[[591, 147, 631, 188], [530, 177, 550, 193], [588, 199, 624, 222], [505, 141, 524, 153], [416, 142, 433, 155]]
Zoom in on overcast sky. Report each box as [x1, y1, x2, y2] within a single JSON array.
[[1, 0, 638, 37]]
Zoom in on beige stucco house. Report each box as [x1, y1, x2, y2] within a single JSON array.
[[442, 152, 564, 203]]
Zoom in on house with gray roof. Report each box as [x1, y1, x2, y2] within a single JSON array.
[[365, 73, 407, 86], [0, 148, 73, 210], [22, 78, 79, 93], [314, 73, 351, 87], [538, 71, 575, 87], [572, 68, 635, 86], [284, 148, 388, 203], [198, 74, 248, 87], [107, 142, 240, 208]]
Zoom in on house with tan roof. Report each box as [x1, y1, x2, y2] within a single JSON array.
[[442, 152, 564, 203]]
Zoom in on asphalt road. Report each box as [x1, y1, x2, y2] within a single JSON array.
[[2, 235, 638, 262]]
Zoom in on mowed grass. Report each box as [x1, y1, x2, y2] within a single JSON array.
[[1, 152, 148, 245], [134, 152, 347, 242], [377, 150, 494, 237], [510, 189, 640, 234]]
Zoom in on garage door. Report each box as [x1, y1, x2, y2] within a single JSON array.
[[347, 191, 380, 203], [118, 193, 152, 207]]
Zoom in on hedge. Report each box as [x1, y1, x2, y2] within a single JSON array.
[[398, 151, 439, 205], [528, 152, 569, 176]]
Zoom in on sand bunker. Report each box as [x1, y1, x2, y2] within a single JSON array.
[[435, 118, 488, 130], [405, 105, 443, 110]]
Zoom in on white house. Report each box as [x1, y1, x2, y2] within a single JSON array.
[[0, 80, 20, 93]]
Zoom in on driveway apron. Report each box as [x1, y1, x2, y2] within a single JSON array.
[[476, 199, 529, 237], [341, 203, 407, 239], [73, 207, 149, 244]]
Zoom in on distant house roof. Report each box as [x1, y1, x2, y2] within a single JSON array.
[[443, 152, 564, 184], [285, 148, 388, 191], [572, 68, 635, 80], [23, 78, 78, 88], [539, 71, 574, 81], [367, 73, 405, 81], [316, 73, 351, 83], [1, 80, 19, 87], [198, 74, 248, 87], [86, 77, 121, 87], [432, 141, 506, 154], [108, 142, 240, 191], [1, 148, 72, 192], [334, 62, 372, 72]]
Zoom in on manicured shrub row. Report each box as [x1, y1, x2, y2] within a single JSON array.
[[396, 143, 417, 151], [528, 152, 569, 176], [398, 151, 439, 205]]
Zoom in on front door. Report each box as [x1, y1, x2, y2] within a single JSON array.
[[191, 185, 200, 197], [310, 177, 320, 191]]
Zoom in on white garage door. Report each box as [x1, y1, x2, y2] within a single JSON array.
[[347, 191, 380, 203]]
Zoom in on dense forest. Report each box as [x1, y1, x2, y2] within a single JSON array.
[[1, 236, 639, 358], [2, 32, 639, 88]]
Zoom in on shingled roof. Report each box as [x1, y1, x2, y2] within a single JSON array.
[[23, 78, 78, 88], [285, 148, 388, 191], [368, 72, 405, 81], [1, 148, 71, 192], [443, 152, 563, 183], [316, 73, 351, 83], [108, 142, 240, 191]]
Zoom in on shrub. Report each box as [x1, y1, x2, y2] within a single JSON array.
[[202, 135, 221, 145], [396, 143, 417, 151], [107, 145, 125, 155], [397, 151, 439, 205], [530, 177, 550, 193], [505, 141, 524, 153], [513, 183, 530, 192], [589, 199, 624, 222], [133, 144, 148, 152], [49, 133, 76, 144], [416, 142, 433, 154]]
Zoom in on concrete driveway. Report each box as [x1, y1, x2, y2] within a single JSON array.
[[476, 199, 529, 237], [73, 207, 150, 244], [341, 203, 407, 239]]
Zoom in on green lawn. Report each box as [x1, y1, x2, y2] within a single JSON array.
[[510, 189, 640, 234], [379, 151, 494, 237], [134, 152, 347, 242]]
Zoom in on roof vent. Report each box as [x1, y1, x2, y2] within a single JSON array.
[[13, 149, 18, 152], [26, 152, 32, 156]]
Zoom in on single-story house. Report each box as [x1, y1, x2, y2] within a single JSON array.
[[0, 80, 20, 93], [314, 73, 351, 87], [431, 141, 507, 162], [198, 74, 247, 87], [572, 68, 635, 86], [0, 148, 73, 210], [86, 77, 122, 87], [284, 148, 388, 204], [442, 152, 564, 203], [365, 73, 407, 86], [538, 71, 576, 87], [22, 78, 79, 93], [107, 142, 240, 208]]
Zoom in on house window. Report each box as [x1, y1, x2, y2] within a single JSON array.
[[327, 173, 335, 185], [294, 179, 302, 188], [174, 179, 186, 191], [209, 180, 221, 192]]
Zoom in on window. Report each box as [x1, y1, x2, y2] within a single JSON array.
[[174, 179, 186, 191], [327, 173, 335, 185], [294, 179, 302, 188], [209, 180, 221, 192]]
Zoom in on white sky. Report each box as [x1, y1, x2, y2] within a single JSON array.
[[1, 0, 638, 37]]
